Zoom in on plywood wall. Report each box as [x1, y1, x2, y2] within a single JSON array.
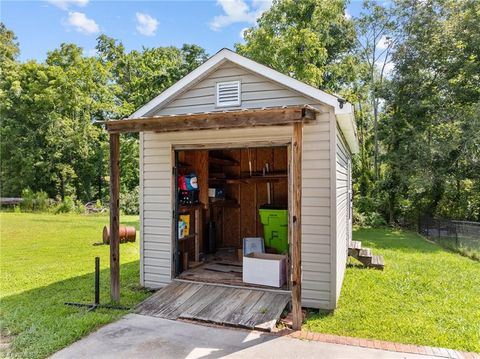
[[178, 147, 288, 250]]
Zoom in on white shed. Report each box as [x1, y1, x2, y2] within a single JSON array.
[[104, 49, 359, 327]]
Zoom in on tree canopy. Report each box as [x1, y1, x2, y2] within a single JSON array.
[[1, 0, 479, 221], [0, 30, 207, 203]]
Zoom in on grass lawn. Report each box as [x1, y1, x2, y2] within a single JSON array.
[[1, 215, 479, 357], [0, 212, 150, 359], [305, 228, 480, 353]]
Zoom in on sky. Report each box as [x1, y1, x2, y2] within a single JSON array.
[[1, 0, 364, 63]]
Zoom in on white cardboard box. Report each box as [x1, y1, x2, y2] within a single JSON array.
[[243, 252, 287, 288]]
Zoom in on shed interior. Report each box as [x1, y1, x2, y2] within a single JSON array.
[[174, 146, 289, 289]]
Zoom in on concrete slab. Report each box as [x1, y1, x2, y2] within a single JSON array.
[[50, 314, 440, 359]]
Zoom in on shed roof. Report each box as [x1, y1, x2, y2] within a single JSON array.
[[128, 48, 359, 153]]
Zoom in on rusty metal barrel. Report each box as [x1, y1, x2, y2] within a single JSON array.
[[103, 225, 136, 244]]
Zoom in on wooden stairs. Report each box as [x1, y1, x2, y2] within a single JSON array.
[[348, 240, 384, 270]]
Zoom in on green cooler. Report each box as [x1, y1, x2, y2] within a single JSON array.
[[259, 206, 288, 254]]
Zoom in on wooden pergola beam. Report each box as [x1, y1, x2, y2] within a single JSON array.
[[109, 133, 120, 302], [104, 106, 318, 134], [292, 122, 303, 330]]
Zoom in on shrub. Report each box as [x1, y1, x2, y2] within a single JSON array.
[[364, 211, 387, 227], [353, 208, 387, 228], [20, 188, 35, 211], [53, 196, 77, 214], [20, 189, 50, 212], [120, 187, 139, 215], [35, 191, 49, 212], [353, 208, 366, 226]]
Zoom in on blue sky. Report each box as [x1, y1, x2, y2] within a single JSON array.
[[2, 0, 364, 62]]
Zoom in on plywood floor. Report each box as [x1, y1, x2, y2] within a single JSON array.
[[177, 258, 247, 286], [136, 281, 291, 332], [177, 250, 289, 290]]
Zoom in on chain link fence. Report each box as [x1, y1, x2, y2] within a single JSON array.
[[418, 216, 480, 258]]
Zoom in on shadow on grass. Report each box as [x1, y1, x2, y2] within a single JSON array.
[[1, 259, 287, 359], [0, 260, 150, 359]]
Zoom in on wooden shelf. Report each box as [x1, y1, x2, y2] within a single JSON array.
[[208, 156, 239, 167], [209, 199, 240, 208], [227, 177, 285, 184], [177, 204, 203, 263], [240, 171, 288, 177], [179, 204, 203, 212], [209, 175, 287, 184], [178, 233, 197, 241]]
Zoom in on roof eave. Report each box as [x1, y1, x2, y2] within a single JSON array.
[[336, 110, 359, 154]]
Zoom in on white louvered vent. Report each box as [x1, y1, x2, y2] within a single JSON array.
[[216, 81, 241, 107]]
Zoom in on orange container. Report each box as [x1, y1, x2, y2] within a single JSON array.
[[103, 225, 136, 244]]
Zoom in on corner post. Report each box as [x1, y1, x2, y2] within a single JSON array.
[[292, 121, 303, 330], [109, 132, 120, 302]]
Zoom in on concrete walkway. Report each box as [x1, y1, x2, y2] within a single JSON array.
[[51, 314, 442, 359]]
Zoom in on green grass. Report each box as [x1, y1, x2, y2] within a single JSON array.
[[0, 213, 150, 359], [1, 215, 479, 357], [432, 236, 480, 261], [305, 228, 480, 352]]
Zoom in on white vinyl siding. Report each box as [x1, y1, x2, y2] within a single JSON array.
[[140, 61, 338, 309], [141, 140, 173, 288], [151, 63, 327, 116], [335, 130, 351, 301]]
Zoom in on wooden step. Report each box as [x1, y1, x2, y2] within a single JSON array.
[[349, 240, 362, 250], [370, 255, 385, 270], [358, 248, 372, 258], [348, 240, 362, 257], [347, 240, 384, 270]]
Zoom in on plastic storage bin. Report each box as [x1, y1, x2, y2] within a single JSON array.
[[259, 206, 288, 253]]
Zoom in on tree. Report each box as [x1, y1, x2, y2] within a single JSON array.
[[235, 0, 358, 95], [382, 0, 480, 222], [1, 28, 208, 206], [356, 1, 396, 179]]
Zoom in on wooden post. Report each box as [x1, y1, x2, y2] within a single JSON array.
[[194, 207, 200, 262], [292, 122, 303, 330], [109, 133, 120, 302]]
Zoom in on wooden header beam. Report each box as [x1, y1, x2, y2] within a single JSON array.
[[103, 106, 318, 134]]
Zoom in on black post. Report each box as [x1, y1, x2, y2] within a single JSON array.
[[95, 256, 100, 306]]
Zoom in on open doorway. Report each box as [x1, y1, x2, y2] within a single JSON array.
[[173, 145, 290, 290]]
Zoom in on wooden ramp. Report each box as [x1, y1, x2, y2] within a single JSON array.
[[136, 281, 291, 332]]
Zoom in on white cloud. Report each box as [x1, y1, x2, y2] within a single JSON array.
[[252, 0, 273, 17], [47, 0, 89, 11], [377, 35, 391, 50], [209, 0, 272, 31], [84, 48, 97, 57], [239, 27, 249, 39], [375, 61, 395, 78], [66, 11, 99, 34], [384, 62, 395, 76], [135, 12, 159, 36], [345, 9, 352, 20]]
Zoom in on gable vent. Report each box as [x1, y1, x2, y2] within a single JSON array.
[[216, 81, 241, 107]]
